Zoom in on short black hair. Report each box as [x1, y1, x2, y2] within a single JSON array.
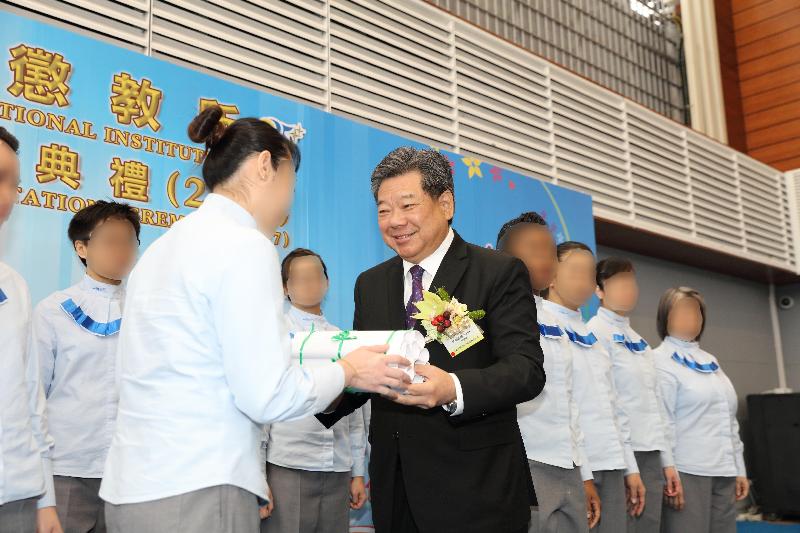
[[556, 241, 593, 262], [67, 201, 141, 266], [188, 105, 300, 191], [0, 127, 19, 153], [596, 257, 635, 289], [370, 147, 455, 223], [281, 248, 329, 287], [496, 211, 547, 250]]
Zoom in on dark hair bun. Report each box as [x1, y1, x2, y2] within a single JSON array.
[[188, 105, 226, 148]]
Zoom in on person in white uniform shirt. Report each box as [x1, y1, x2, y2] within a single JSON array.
[[262, 248, 367, 533], [99, 106, 411, 533], [28, 201, 140, 533], [496, 212, 600, 533], [0, 126, 62, 533], [587, 257, 683, 533], [544, 241, 645, 533], [653, 287, 748, 533]]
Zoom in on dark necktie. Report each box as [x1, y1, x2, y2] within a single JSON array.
[[405, 265, 425, 329]]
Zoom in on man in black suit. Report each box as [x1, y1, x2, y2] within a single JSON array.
[[317, 147, 546, 533]]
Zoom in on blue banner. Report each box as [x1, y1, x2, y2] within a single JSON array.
[[0, 11, 595, 529]]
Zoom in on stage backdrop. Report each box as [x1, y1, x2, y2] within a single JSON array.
[[0, 10, 595, 531]]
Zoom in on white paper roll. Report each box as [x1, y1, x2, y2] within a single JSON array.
[[290, 329, 429, 387]]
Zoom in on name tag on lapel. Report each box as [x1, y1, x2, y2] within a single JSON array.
[[442, 321, 484, 357]]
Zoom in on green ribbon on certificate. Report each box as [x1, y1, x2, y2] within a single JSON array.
[[298, 323, 316, 365], [331, 330, 358, 362]]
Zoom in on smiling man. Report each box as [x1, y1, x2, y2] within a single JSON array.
[[317, 147, 546, 533]]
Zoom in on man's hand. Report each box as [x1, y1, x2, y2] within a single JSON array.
[[339, 345, 411, 399], [584, 480, 601, 529], [663, 468, 685, 510], [625, 473, 646, 517], [36, 507, 62, 533], [259, 488, 274, 519], [735, 476, 749, 501], [391, 364, 455, 409], [350, 476, 367, 510]]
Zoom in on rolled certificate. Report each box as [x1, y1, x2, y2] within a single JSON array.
[[290, 329, 430, 388]]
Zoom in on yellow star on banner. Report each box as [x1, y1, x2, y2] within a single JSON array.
[[462, 157, 483, 179]]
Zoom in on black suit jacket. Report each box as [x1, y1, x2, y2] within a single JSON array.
[[317, 231, 545, 533]]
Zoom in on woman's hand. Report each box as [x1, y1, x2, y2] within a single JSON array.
[[625, 473, 646, 517], [36, 507, 63, 533], [663, 466, 682, 500], [735, 477, 749, 501], [340, 345, 411, 398], [584, 479, 601, 529], [663, 470, 685, 511], [259, 488, 274, 519], [350, 476, 367, 510]]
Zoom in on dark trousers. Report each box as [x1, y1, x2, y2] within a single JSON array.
[[388, 461, 419, 533], [386, 460, 528, 533]]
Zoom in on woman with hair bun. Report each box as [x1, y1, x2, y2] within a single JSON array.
[[100, 107, 411, 533]]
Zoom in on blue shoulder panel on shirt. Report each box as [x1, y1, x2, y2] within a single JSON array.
[[538, 323, 563, 338], [60, 298, 122, 337], [612, 333, 649, 353], [671, 352, 719, 373], [565, 329, 597, 347]]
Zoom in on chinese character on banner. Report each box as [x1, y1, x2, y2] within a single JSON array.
[[109, 157, 150, 202], [199, 98, 239, 126], [36, 143, 80, 190], [7, 44, 71, 106], [110, 72, 163, 131]]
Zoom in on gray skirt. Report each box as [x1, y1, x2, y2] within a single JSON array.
[[260, 463, 351, 533], [105, 484, 260, 533]]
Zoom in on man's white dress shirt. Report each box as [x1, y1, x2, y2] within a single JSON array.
[[401, 228, 464, 415]]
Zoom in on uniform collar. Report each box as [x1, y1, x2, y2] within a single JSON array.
[[665, 336, 718, 371], [665, 335, 700, 352], [402, 227, 455, 281], [62, 275, 124, 336], [201, 193, 258, 229], [288, 305, 326, 323], [597, 306, 630, 327], [542, 299, 581, 321], [80, 274, 123, 297]]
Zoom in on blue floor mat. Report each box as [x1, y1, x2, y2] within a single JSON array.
[[738, 522, 800, 533]]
